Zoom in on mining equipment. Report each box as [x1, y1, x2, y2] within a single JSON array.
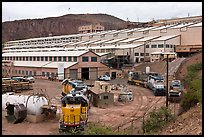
[[61, 79, 88, 97], [59, 91, 90, 132], [168, 80, 183, 102], [146, 74, 166, 96]]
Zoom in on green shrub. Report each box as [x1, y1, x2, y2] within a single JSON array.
[[180, 62, 202, 112], [142, 106, 174, 134], [83, 123, 129, 135]]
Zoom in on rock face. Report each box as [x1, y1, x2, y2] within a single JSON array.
[[2, 13, 128, 43]]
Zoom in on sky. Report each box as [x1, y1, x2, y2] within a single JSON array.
[[2, 2, 202, 23]]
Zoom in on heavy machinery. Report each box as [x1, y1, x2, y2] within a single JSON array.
[[59, 91, 89, 132], [127, 71, 158, 88], [169, 80, 183, 97], [146, 74, 166, 96], [61, 79, 88, 97]]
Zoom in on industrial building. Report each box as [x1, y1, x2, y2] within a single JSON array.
[[2, 16, 202, 78]]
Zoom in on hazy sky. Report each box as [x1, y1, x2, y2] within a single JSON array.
[[2, 2, 202, 22]]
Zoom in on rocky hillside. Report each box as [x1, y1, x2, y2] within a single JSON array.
[[2, 13, 128, 43], [158, 103, 202, 135]]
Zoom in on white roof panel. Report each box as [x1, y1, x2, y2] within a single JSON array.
[[43, 62, 77, 68], [152, 34, 180, 41], [136, 36, 161, 42], [105, 38, 128, 44], [119, 37, 144, 43], [138, 26, 159, 32], [81, 39, 101, 45], [188, 22, 202, 27], [119, 44, 144, 49], [13, 61, 77, 68], [169, 22, 196, 29], [151, 24, 178, 30], [14, 61, 50, 68], [93, 39, 114, 44], [2, 50, 87, 57]]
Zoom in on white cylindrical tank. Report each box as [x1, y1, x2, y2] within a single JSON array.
[[146, 66, 150, 74], [2, 93, 48, 115]]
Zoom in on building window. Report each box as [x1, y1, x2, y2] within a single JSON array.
[[135, 53, 139, 56], [151, 45, 157, 48], [82, 56, 89, 62], [158, 44, 163, 48], [29, 71, 32, 76], [54, 57, 57, 61], [22, 70, 24, 75], [33, 57, 36, 61], [45, 57, 48, 61], [30, 57, 32, 61], [34, 71, 36, 76], [22, 57, 25, 61], [19, 57, 22, 61], [26, 71, 28, 75], [140, 58, 144, 61], [9, 57, 12, 60], [166, 44, 169, 48], [58, 57, 62, 61], [145, 45, 149, 48], [73, 57, 77, 62], [68, 57, 72, 62], [49, 57, 52, 61], [104, 96, 108, 99], [146, 53, 149, 56], [140, 53, 144, 56], [42, 72, 45, 76], [16, 57, 19, 61], [170, 45, 173, 48], [37, 57, 40, 61], [41, 57, 44, 61], [46, 72, 50, 77], [18, 70, 21, 74], [63, 56, 66, 62], [91, 57, 97, 62], [26, 57, 28, 61]]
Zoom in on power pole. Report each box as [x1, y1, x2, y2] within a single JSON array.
[[166, 54, 169, 108], [166, 54, 169, 122]]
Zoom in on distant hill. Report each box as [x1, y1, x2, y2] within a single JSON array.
[[2, 13, 129, 43]]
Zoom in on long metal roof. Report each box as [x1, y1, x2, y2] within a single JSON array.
[[151, 34, 180, 41], [119, 37, 144, 43], [2, 50, 88, 57], [92, 39, 114, 44], [13, 61, 77, 68], [136, 36, 161, 42], [105, 38, 128, 44]]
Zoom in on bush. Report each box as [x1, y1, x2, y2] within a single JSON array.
[[83, 123, 129, 135], [142, 106, 174, 134], [180, 62, 202, 112]]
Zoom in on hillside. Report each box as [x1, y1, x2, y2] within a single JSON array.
[[2, 13, 128, 43], [158, 103, 202, 135]]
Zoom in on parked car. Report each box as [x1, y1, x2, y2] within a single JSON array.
[[11, 76, 29, 82], [98, 75, 111, 81], [23, 76, 35, 83]]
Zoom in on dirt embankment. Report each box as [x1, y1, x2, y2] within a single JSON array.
[[158, 103, 202, 135]]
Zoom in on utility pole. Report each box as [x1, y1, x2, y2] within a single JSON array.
[[166, 54, 169, 122], [166, 54, 169, 108]]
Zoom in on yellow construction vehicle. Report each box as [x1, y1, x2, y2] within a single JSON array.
[[61, 79, 88, 97], [59, 92, 89, 132]]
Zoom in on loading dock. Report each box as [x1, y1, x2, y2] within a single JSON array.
[[81, 68, 89, 80]]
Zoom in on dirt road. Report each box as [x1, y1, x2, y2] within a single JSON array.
[[2, 78, 180, 135]]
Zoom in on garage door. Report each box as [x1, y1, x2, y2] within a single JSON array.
[[69, 69, 78, 80], [89, 67, 98, 80]]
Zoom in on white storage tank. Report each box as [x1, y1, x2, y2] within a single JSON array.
[[2, 93, 48, 115], [146, 66, 150, 74]]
